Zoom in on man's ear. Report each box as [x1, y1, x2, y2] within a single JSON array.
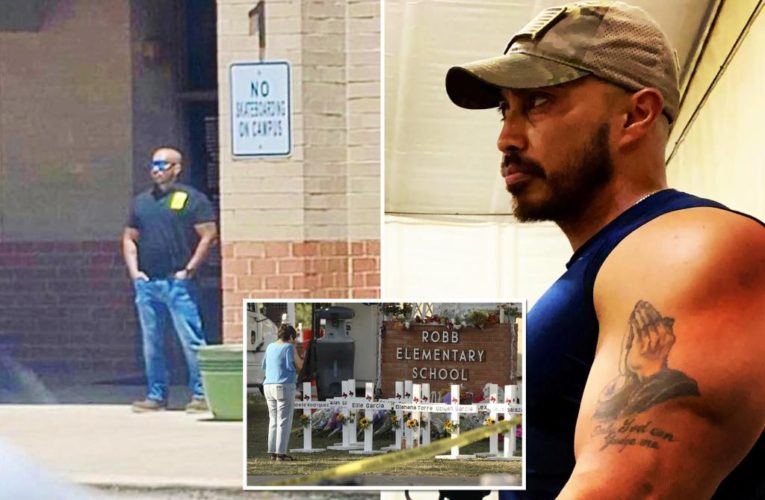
[[619, 88, 664, 148]]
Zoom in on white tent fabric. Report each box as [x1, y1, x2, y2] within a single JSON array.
[[384, 216, 571, 303], [385, 0, 524, 215], [666, 0, 765, 220]]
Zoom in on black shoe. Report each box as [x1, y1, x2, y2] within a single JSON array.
[[132, 398, 167, 413], [185, 397, 209, 413], [276, 454, 297, 461]]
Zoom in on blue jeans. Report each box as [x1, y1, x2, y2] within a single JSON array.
[[264, 383, 295, 454], [133, 278, 207, 401]]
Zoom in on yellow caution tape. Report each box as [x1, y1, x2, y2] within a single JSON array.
[[169, 191, 188, 210], [268, 415, 522, 486]]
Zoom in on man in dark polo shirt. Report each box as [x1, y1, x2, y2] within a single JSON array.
[[122, 147, 217, 413]]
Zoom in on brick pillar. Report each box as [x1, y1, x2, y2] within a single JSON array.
[[216, 0, 381, 342]]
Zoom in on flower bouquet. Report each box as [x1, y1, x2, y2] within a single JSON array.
[[390, 413, 401, 430], [443, 419, 460, 435], [300, 413, 311, 428], [358, 416, 371, 430]]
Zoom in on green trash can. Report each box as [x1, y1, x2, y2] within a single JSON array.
[[197, 344, 243, 421]]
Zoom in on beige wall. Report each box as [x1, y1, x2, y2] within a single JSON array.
[[217, 0, 381, 338], [216, 0, 380, 244], [0, 0, 133, 241], [666, 0, 765, 220], [345, 0, 381, 241], [217, 0, 306, 243]]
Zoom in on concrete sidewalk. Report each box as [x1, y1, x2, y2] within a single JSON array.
[[0, 404, 243, 491]]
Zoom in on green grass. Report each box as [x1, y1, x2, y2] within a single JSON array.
[[246, 396, 522, 480]]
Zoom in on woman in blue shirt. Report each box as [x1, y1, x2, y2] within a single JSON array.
[[261, 324, 303, 461]]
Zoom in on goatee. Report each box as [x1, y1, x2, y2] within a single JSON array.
[[511, 123, 614, 224]]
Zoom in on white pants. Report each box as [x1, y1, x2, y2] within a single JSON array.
[[263, 383, 295, 454]]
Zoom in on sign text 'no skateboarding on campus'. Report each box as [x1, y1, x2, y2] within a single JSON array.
[[230, 61, 292, 157]]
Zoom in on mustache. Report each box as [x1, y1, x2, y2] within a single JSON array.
[[501, 152, 545, 178]]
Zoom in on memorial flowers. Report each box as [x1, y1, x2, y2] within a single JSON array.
[[406, 418, 419, 429], [466, 310, 489, 329], [484, 417, 496, 426], [444, 419, 460, 435], [382, 303, 413, 320], [358, 416, 371, 430], [336, 413, 346, 426], [501, 303, 522, 321], [300, 413, 311, 428], [385, 304, 521, 329], [390, 413, 401, 430]]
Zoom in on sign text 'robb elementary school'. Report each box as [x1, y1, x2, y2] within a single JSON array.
[[381, 320, 518, 396], [395, 329, 487, 382]]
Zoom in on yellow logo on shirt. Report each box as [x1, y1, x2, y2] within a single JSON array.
[[169, 191, 189, 211]]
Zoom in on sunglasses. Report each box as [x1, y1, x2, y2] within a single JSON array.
[[150, 160, 175, 171]]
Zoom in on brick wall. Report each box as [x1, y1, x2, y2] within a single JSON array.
[[221, 239, 380, 341], [0, 240, 221, 383], [379, 322, 518, 398], [0, 241, 139, 381]]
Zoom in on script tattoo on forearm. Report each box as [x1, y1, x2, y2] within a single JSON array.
[[592, 417, 676, 452], [594, 300, 700, 424]]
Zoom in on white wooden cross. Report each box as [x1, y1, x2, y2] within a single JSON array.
[[326, 379, 364, 451], [290, 381, 327, 453], [420, 383, 431, 446], [349, 382, 386, 455], [402, 380, 413, 449], [382, 380, 408, 451], [476, 383, 500, 457], [488, 384, 522, 461], [407, 384, 422, 449], [435, 384, 476, 460]]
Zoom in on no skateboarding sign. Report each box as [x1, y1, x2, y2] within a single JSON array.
[[230, 61, 292, 157]]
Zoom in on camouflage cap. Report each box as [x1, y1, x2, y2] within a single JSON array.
[[445, 1, 680, 122]]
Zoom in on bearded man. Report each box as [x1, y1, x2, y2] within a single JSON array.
[[446, 2, 764, 498]]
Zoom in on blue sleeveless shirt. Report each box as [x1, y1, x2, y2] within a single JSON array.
[[503, 189, 764, 499]]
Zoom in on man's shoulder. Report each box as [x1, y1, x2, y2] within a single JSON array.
[[603, 205, 764, 276], [594, 205, 765, 324], [646, 204, 763, 232], [174, 183, 210, 201]]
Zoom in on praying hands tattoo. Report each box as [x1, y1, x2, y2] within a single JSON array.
[[594, 300, 700, 421]]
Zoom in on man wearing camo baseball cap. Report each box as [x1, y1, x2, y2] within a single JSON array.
[[446, 0, 680, 121], [446, 2, 765, 499]]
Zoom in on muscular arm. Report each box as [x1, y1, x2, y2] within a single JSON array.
[[122, 227, 148, 281], [560, 209, 765, 499], [176, 222, 217, 278]]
